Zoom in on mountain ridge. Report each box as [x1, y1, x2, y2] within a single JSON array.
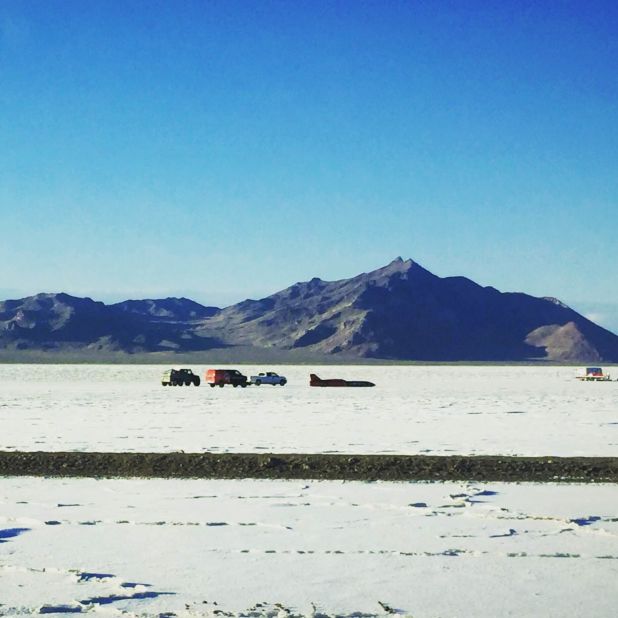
[[1, 259, 617, 362]]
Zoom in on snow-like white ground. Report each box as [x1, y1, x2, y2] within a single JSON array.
[[1, 477, 617, 617], [1, 365, 617, 616], [0, 364, 617, 456]]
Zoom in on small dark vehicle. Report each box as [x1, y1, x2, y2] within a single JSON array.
[[162, 368, 201, 386], [205, 368, 249, 388]]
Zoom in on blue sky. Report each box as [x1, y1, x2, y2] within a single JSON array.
[[1, 0, 617, 333]]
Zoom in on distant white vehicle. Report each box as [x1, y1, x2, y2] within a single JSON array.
[[250, 371, 287, 386]]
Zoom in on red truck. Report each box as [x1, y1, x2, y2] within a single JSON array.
[[205, 368, 249, 388]]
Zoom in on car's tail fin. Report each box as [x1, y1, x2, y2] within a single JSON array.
[[309, 373, 321, 385]]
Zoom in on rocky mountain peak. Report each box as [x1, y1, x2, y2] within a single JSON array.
[[358, 257, 435, 290], [542, 297, 570, 309]]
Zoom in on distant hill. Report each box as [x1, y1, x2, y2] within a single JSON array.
[[112, 297, 219, 321], [0, 293, 223, 354], [1, 259, 617, 362]]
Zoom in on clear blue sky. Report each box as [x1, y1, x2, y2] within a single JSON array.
[[1, 0, 617, 332]]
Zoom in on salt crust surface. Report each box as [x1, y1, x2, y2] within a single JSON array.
[[1, 477, 617, 617], [1, 364, 617, 456], [1, 365, 617, 616]]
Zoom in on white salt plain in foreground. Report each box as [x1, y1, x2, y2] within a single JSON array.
[[1, 364, 617, 616], [1, 477, 617, 617], [1, 364, 617, 456]]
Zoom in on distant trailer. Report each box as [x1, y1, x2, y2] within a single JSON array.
[[576, 367, 612, 382]]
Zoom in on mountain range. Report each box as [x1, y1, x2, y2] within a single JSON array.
[[1, 258, 617, 362]]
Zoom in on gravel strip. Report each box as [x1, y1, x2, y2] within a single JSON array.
[[1, 451, 617, 482]]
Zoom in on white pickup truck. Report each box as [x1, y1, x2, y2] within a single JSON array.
[[250, 371, 287, 386]]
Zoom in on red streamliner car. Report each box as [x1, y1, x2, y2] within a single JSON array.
[[310, 373, 375, 387]]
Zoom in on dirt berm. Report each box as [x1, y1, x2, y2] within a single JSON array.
[[1, 451, 617, 482]]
